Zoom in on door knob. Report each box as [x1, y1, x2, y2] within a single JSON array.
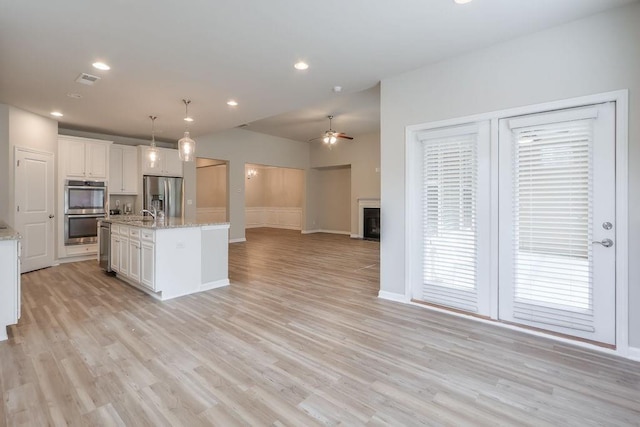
[[592, 238, 613, 248], [49, 214, 55, 219]]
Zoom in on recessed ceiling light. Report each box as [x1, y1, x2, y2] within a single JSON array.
[[294, 61, 309, 70], [184, 117, 194, 122], [66, 92, 82, 99], [454, 0, 473, 3], [50, 111, 63, 117], [227, 100, 238, 106], [92, 62, 111, 71]]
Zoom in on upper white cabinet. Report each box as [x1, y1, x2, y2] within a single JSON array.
[[59, 135, 111, 180], [138, 146, 183, 177], [110, 144, 138, 194]]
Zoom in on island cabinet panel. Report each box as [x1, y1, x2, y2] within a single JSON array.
[[106, 219, 229, 300], [129, 239, 141, 283], [140, 241, 155, 290]]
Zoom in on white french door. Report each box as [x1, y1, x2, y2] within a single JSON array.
[[498, 103, 616, 345], [412, 122, 491, 315]]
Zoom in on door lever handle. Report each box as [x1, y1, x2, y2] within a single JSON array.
[[592, 238, 613, 248], [49, 214, 55, 219]]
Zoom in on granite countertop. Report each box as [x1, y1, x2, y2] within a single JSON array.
[[0, 220, 21, 241], [101, 215, 229, 230]]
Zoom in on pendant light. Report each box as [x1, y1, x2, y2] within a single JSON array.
[[178, 99, 196, 162], [147, 115, 159, 168]]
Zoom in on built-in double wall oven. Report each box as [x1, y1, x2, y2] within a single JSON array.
[[64, 180, 107, 245]]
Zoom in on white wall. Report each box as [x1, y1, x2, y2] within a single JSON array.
[[310, 131, 380, 235], [315, 166, 351, 233], [380, 3, 640, 345], [0, 105, 58, 227], [183, 128, 310, 241]]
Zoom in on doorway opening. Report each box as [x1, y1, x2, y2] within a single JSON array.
[[196, 158, 228, 223], [244, 164, 304, 233]]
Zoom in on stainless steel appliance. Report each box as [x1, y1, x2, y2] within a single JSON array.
[[64, 180, 106, 214], [98, 220, 112, 272], [65, 213, 104, 245], [143, 175, 183, 218], [64, 180, 107, 245]]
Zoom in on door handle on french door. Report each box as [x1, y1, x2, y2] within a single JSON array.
[[49, 214, 55, 219], [593, 238, 614, 248]]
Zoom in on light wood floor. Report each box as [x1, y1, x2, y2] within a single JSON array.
[[1, 228, 639, 426]]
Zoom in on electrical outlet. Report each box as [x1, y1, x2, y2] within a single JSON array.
[[187, 199, 193, 205]]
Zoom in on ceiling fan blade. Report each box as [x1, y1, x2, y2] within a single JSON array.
[[307, 136, 323, 142], [336, 133, 354, 140]]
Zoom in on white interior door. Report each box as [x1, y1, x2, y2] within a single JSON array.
[[15, 148, 55, 273], [498, 103, 616, 345]]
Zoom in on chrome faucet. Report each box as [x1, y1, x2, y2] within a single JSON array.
[[141, 207, 157, 219]]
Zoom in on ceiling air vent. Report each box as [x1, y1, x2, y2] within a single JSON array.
[[75, 73, 101, 86]]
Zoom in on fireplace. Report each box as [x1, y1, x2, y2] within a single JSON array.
[[363, 207, 380, 241]]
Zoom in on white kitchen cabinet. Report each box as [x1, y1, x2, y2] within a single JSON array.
[[140, 240, 155, 290], [110, 145, 138, 194], [118, 227, 129, 276], [110, 233, 120, 272], [0, 237, 20, 342], [138, 146, 183, 177], [128, 228, 141, 283], [59, 136, 111, 180]]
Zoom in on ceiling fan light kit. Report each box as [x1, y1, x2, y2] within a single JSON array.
[[309, 115, 354, 147]]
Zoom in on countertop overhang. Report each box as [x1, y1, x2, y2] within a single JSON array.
[[101, 215, 230, 230]]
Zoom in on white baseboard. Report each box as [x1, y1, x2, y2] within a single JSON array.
[[57, 255, 96, 264], [318, 229, 351, 235], [200, 278, 230, 292], [378, 291, 409, 303], [301, 229, 320, 234], [350, 234, 361, 239], [628, 346, 640, 362], [229, 238, 246, 243]]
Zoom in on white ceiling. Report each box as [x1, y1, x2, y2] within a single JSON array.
[[0, 0, 634, 143]]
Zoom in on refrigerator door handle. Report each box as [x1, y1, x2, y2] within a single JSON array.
[[164, 179, 170, 217]]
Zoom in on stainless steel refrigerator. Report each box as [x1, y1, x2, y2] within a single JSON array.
[[143, 175, 184, 218]]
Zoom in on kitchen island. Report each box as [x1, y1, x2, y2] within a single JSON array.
[[99, 216, 230, 301], [0, 221, 20, 341]]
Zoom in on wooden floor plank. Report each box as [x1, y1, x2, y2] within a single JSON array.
[[0, 228, 638, 425]]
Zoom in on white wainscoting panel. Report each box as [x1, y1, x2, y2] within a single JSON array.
[[246, 207, 302, 230], [196, 207, 227, 223]]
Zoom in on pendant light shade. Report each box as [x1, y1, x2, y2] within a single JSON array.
[[147, 115, 159, 168], [178, 131, 195, 162], [178, 99, 196, 162]]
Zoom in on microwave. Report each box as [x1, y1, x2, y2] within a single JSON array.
[[65, 180, 107, 215]]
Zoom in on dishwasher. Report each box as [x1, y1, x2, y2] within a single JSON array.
[[98, 220, 113, 273]]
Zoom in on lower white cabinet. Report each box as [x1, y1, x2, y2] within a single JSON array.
[[111, 223, 154, 291], [129, 240, 141, 284], [140, 241, 155, 290], [110, 233, 120, 272], [119, 234, 129, 276], [0, 238, 20, 341]]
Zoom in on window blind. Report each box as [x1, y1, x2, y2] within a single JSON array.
[[421, 130, 479, 312], [511, 119, 594, 331]]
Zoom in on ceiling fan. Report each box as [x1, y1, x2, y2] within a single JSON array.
[[308, 115, 354, 146]]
